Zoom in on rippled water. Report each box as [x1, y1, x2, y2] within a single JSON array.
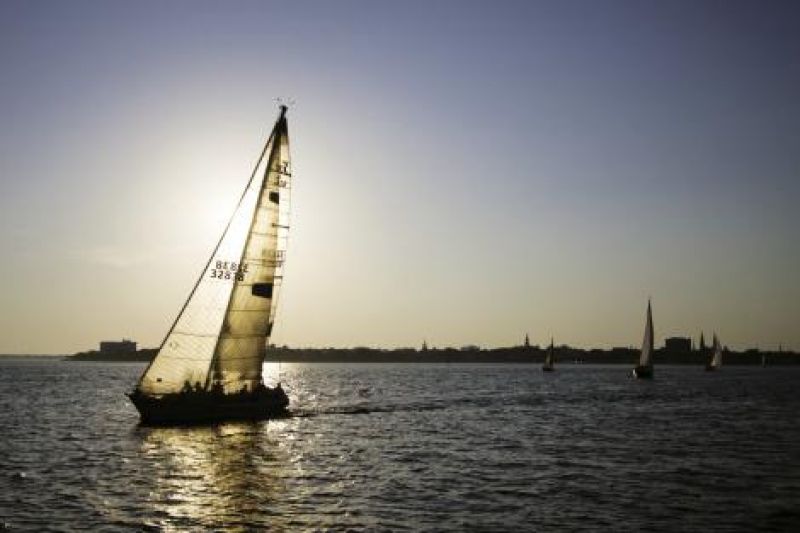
[[1, 359, 798, 531]]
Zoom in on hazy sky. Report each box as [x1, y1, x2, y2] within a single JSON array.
[[1, 0, 798, 353]]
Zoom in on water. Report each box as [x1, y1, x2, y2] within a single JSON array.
[[1, 359, 798, 532]]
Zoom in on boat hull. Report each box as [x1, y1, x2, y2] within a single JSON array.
[[705, 365, 718, 372], [541, 366, 554, 372], [632, 365, 653, 379], [128, 387, 289, 425]]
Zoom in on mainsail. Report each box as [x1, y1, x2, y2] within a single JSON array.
[[639, 301, 654, 368], [138, 107, 291, 396]]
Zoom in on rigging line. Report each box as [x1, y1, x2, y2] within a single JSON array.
[[138, 110, 282, 385], [207, 108, 288, 388]]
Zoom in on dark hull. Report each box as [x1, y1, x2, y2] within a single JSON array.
[[632, 365, 653, 379], [705, 365, 718, 372], [541, 365, 554, 372], [128, 387, 289, 425]]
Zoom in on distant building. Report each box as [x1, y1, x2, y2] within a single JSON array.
[[664, 337, 691, 354], [524, 333, 530, 348], [99, 339, 137, 354]]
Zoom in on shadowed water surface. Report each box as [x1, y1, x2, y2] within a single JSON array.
[[1, 359, 798, 531]]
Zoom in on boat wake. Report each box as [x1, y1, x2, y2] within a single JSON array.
[[291, 401, 451, 418]]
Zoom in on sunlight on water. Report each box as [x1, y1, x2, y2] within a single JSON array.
[[261, 361, 283, 387], [139, 424, 291, 530], [1, 360, 799, 531]]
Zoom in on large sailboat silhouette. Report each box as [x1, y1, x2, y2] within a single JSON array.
[[129, 106, 292, 424]]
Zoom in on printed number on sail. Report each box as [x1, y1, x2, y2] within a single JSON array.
[[210, 260, 248, 281]]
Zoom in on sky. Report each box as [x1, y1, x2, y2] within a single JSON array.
[[0, 0, 798, 354]]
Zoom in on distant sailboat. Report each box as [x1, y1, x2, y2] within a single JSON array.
[[705, 333, 723, 371], [542, 337, 555, 372], [128, 106, 293, 424], [632, 301, 654, 379]]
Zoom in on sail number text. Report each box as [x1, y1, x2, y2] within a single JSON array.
[[210, 261, 248, 281]]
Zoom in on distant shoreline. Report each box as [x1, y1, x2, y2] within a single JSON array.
[[58, 346, 800, 365], [67, 349, 156, 362]]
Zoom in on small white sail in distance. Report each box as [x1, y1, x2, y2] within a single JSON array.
[[543, 337, 554, 369], [710, 333, 723, 369], [639, 300, 654, 368]]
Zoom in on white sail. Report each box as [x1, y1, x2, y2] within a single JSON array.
[[710, 333, 723, 369], [544, 338, 554, 368], [139, 108, 290, 396], [638, 301, 654, 367]]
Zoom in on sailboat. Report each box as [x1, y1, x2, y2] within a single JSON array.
[[632, 300, 654, 379], [128, 106, 292, 424], [705, 333, 723, 371], [542, 337, 555, 372]]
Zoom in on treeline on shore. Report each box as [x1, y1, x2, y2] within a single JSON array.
[[264, 346, 799, 365], [66, 345, 799, 365], [69, 348, 157, 362]]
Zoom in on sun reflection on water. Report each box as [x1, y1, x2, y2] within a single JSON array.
[[137, 422, 292, 531]]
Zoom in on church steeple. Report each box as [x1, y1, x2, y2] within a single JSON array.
[[524, 333, 531, 348]]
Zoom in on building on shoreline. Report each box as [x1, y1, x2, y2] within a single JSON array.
[[99, 339, 137, 354], [665, 337, 692, 355]]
